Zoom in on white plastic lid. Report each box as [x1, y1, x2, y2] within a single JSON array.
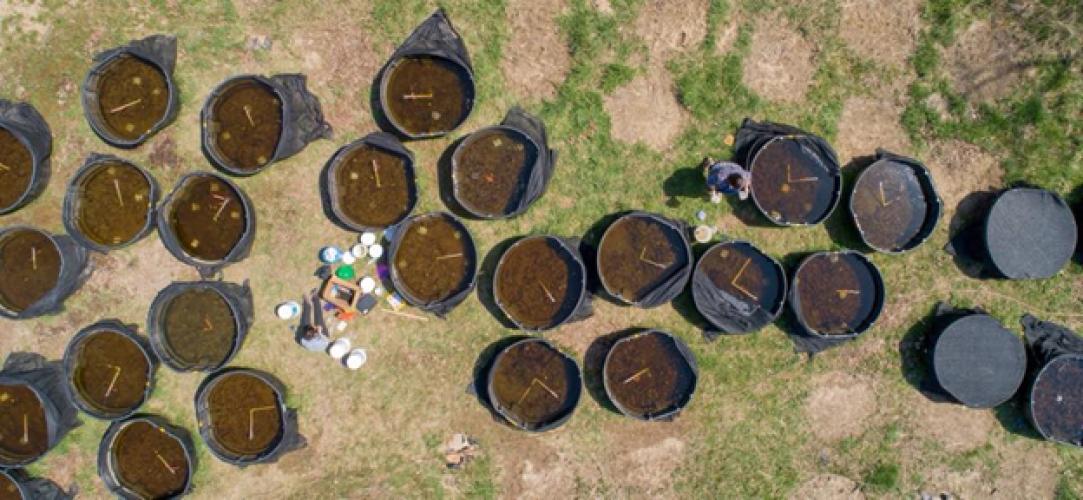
[[275, 302, 300, 320], [345, 349, 368, 370], [368, 244, 384, 259], [328, 339, 350, 359], [341, 253, 357, 265], [359, 277, 376, 293], [351, 244, 368, 258], [360, 232, 378, 246]]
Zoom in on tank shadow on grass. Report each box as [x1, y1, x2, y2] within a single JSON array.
[[476, 236, 522, 330], [470, 335, 533, 426], [1069, 183, 1083, 265], [824, 155, 875, 251], [578, 211, 631, 305], [436, 135, 472, 219], [671, 242, 723, 340], [946, 190, 1000, 279], [582, 328, 648, 415]]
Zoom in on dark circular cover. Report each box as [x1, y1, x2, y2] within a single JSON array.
[[932, 314, 1026, 408], [984, 187, 1077, 279]]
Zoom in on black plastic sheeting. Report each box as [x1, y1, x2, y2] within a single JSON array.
[[321, 131, 418, 232], [784, 251, 885, 355], [0, 352, 80, 467], [602, 330, 698, 421], [376, 9, 475, 139], [693, 240, 786, 336], [0, 100, 51, 215], [62, 154, 160, 254], [984, 188, 1077, 279], [201, 74, 332, 176], [62, 320, 158, 420], [81, 34, 179, 148], [0, 468, 72, 500], [388, 212, 478, 317], [0, 226, 91, 320], [156, 172, 256, 278], [850, 149, 942, 253], [146, 281, 254, 372], [492, 235, 593, 332], [485, 338, 582, 432], [1022, 314, 1083, 447], [451, 107, 557, 219], [97, 414, 195, 499], [929, 307, 1025, 408], [733, 118, 842, 226], [596, 211, 694, 309], [194, 368, 305, 466]]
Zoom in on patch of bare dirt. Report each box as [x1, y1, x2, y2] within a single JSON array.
[[834, 96, 912, 162], [839, 0, 922, 67], [603, 70, 688, 151], [633, 0, 709, 63], [592, 0, 613, 15], [82, 238, 196, 305], [743, 14, 818, 102], [945, 19, 1033, 103], [805, 372, 877, 441], [789, 474, 865, 500], [924, 139, 1004, 214], [920, 466, 990, 499], [147, 134, 179, 170], [714, 17, 740, 56], [614, 437, 686, 496], [991, 441, 1058, 499], [908, 396, 996, 452], [0, 0, 49, 38], [502, 0, 572, 101]]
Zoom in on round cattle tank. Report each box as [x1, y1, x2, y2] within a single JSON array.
[[849, 156, 941, 253], [379, 55, 474, 139], [324, 134, 417, 231], [692, 240, 787, 334], [493, 236, 588, 332], [63, 321, 156, 420], [789, 251, 885, 338], [596, 212, 692, 308], [195, 368, 292, 465], [451, 126, 540, 218], [930, 313, 1026, 408], [158, 172, 255, 274], [749, 136, 842, 226], [1029, 354, 1083, 447], [63, 155, 158, 252], [982, 187, 1077, 279], [486, 338, 581, 432], [0, 228, 62, 316], [147, 282, 250, 372], [202, 76, 283, 175], [98, 415, 194, 499], [603, 330, 697, 421], [389, 212, 478, 315], [82, 39, 176, 148]]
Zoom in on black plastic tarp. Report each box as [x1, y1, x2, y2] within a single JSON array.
[[376, 9, 475, 139], [201, 74, 332, 176], [983, 188, 1077, 279], [194, 368, 305, 466], [62, 320, 158, 420], [693, 240, 786, 336], [851, 149, 943, 253], [0, 469, 72, 500], [97, 414, 195, 499], [928, 307, 1025, 408], [81, 34, 179, 148], [0, 226, 91, 320], [493, 235, 593, 332], [320, 131, 418, 232], [451, 107, 557, 219], [0, 100, 51, 215], [146, 281, 253, 372], [156, 172, 256, 278], [0, 352, 80, 467], [1022, 315, 1083, 446], [62, 154, 159, 254], [388, 212, 478, 317], [596, 211, 693, 309]]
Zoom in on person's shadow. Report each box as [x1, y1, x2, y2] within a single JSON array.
[[663, 167, 706, 208]]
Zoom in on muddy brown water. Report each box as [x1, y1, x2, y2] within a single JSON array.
[[0, 472, 19, 500], [605, 332, 695, 418], [74, 161, 152, 248], [598, 215, 688, 303], [0, 128, 33, 211], [793, 253, 881, 336], [384, 56, 471, 136], [454, 128, 535, 216], [97, 55, 169, 142], [167, 175, 247, 262], [0, 384, 48, 464], [208, 80, 282, 171], [750, 137, 837, 225], [490, 341, 576, 428], [333, 144, 413, 228], [495, 237, 578, 330], [205, 373, 282, 456], [0, 229, 60, 313], [851, 161, 930, 252], [72, 330, 150, 416], [393, 215, 472, 303], [161, 288, 237, 369], [698, 242, 784, 315], [1031, 356, 1083, 446], [112, 420, 189, 498]]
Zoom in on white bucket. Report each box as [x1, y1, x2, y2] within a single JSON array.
[[359, 277, 376, 294], [328, 338, 350, 359], [360, 232, 378, 246], [368, 244, 384, 260], [344, 348, 368, 370]]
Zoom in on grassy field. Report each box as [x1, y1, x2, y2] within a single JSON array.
[[1, 0, 1081, 498]]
